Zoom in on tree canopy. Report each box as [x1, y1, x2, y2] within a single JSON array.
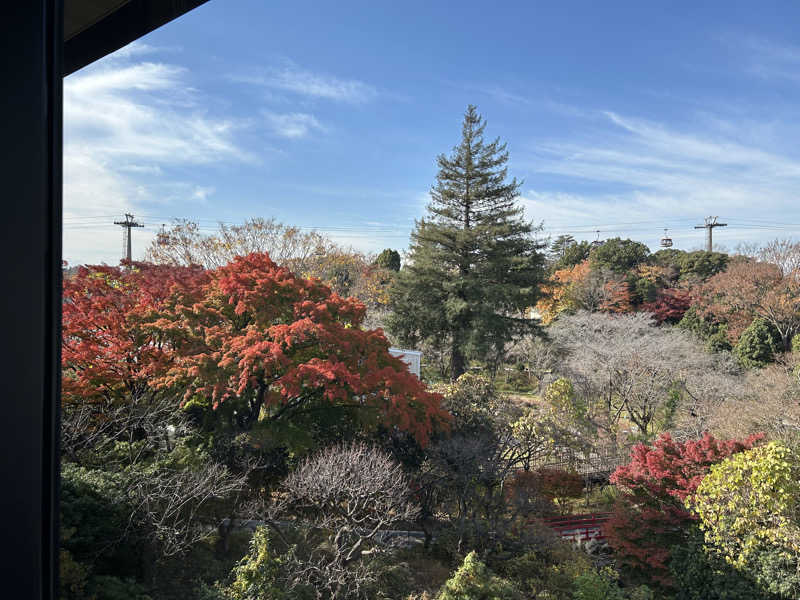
[[62, 255, 449, 448], [591, 238, 650, 273], [696, 258, 800, 350], [374, 248, 401, 272]]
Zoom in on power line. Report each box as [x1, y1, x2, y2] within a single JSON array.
[[60, 213, 800, 251]]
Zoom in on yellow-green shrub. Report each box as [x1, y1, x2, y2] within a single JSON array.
[[436, 551, 522, 600], [691, 441, 800, 567], [690, 441, 800, 597]]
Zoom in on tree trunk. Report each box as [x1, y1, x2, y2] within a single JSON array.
[[450, 345, 466, 381]]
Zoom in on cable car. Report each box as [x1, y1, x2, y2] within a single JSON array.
[[660, 228, 673, 248]]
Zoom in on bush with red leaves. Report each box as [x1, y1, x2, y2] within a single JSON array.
[[641, 288, 693, 324], [605, 432, 763, 590]]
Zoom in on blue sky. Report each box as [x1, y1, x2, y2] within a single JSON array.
[[63, 0, 800, 265]]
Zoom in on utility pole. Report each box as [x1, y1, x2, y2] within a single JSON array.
[[694, 216, 727, 252], [114, 213, 144, 263]]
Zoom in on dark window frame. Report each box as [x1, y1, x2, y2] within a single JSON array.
[[0, 2, 208, 598]]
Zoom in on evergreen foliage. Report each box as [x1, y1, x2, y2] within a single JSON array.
[[669, 527, 771, 600], [549, 234, 576, 259], [631, 275, 658, 304], [387, 105, 546, 380], [677, 306, 731, 352], [590, 238, 650, 273], [650, 248, 686, 270], [649, 250, 728, 281], [734, 317, 781, 368], [493, 544, 593, 600], [436, 552, 522, 600], [572, 568, 625, 600], [548, 235, 592, 272], [375, 248, 402, 271], [677, 251, 729, 280], [552, 240, 592, 272]]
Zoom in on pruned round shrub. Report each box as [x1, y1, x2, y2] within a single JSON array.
[[734, 318, 781, 368]]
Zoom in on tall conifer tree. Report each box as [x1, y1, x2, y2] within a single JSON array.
[[388, 105, 546, 380]]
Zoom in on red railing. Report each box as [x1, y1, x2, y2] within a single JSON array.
[[540, 512, 612, 542]]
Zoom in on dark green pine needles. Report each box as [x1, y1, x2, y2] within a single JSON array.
[[388, 105, 546, 380]]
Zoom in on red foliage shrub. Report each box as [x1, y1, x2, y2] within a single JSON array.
[[605, 432, 763, 589], [62, 262, 209, 404], [505, 470, 540, 504], [641, 288, 693, 324]]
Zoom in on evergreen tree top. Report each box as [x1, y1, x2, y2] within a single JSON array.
[[428, 105, 523, 231]]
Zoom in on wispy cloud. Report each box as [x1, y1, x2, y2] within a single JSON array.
[[471, 84, 534, 107], [263, 111, 325, 138], [233, 61, 378, 104], [521, 108, 800, 249], [64, 49, 249, 264], [102, 40, 167, 60], [721, 34, 800, 83], [65, 62, 248, 163]]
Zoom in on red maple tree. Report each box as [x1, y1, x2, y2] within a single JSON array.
[[62, 254, 448, 446], [605, 432, 763, 589], [62, 262, 208, 404], [641, 287, 693, 324]]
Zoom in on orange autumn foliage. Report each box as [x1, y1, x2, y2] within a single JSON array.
[[536, 260, 591, 324], [600, 280, 633, 314], [62, 254, 448, 446]]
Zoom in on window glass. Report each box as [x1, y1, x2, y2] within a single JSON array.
[[62, 3, 800, 599]]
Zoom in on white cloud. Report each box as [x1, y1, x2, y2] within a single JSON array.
[[102, 40, 163, 60], [63, 49, 250, 265], [65, 61, 248, 164], [234, 62, 378, 104], [192, 186, 216, 201], [263, 111, 325, 138]]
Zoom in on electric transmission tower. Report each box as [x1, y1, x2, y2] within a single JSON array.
[[114, 213, 144, 263], [694, 216, 727, 252]]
